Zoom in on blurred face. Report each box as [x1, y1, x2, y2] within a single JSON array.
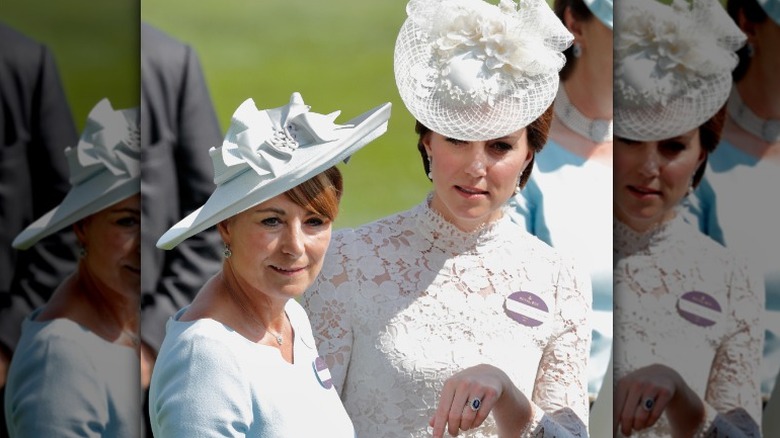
[[424, 129, 533, 231], [218, 193, 332, 301], [75, 194, 141, 298], [614, 129, 705, 232]]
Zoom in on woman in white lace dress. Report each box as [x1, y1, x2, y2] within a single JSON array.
[[612, 1, 763, 436], [303, 1, 592, 437]]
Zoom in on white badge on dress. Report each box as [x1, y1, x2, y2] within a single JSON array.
[[504, 291, 549, 327], [676, 291, 722, 327], [313, 356, 333, 389]]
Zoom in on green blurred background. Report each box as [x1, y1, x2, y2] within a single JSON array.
[[141, 0, 430, 229]]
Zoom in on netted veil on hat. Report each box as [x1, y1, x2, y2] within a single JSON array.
[[394, 0, 573, 141], [13, 98, 140, 250], [614, 0, 746, 141], [157, 93, 391, 250]]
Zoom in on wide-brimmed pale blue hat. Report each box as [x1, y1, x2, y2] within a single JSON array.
[[758, 0, 780, 25], [13, 98, 140, 250], [584, 0, 612, 29], [157, 92, 391, 250]]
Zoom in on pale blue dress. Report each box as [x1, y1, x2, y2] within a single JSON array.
[[508, 139, 613, 399], [686, 138, 780, 398], [149, 299, 355, 438], [4, 308, 141, 437]]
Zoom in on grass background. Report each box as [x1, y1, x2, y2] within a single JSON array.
[[140, 0, 431, 229]]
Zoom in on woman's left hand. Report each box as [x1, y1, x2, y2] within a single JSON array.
[[614, 363, 704, 436], [429, 364, 529, 437]]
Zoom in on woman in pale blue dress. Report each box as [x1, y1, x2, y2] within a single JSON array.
[[5, 99, 141, 437], [148, 93, 390, 437]]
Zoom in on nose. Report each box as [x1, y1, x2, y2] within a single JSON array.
[[638, 147, 660, 177], [465, 146, 488, 177], [281, 223, 305, 258]]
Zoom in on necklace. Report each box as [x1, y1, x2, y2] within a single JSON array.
[[554, 86, 613, 143], [727, 88, 780, 143], [223, 274, 284, 346]]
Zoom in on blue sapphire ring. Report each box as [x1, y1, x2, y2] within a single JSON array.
[[642, 397, 655, 412], [469, 397, 482, 412]]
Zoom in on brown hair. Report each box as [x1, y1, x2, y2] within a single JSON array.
[[692, 105, 727, 189], [554, 0, 594, 81], [284, 166, 343, 221], [415, 104, 555, 189], [727, 0, 769, 82]]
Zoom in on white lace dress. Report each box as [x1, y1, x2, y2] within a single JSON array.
[[614, 215, 763, 437], [303, 197, 592, 437]]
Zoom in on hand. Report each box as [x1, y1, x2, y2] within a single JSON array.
[[140, 341, 156, 390], [429, 364, 529, 437], [614, 363, 703, 437]]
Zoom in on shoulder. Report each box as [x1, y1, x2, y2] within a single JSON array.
[[140, 22, 190, 74]]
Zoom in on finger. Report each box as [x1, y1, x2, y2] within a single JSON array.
[[471, 387, 498, 430], [646, 389, 673, 429], [459, 394, 482, 431], [620, 385, 643, 437], [614, 380, 629, 436], [447, 383, 470, 437], [432, 381, 457, 438], [631, 392, 654, 431]]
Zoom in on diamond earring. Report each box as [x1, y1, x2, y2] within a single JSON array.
[[223, 244, 232, 258]]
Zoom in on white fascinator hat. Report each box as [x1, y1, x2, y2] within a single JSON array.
[[13, 98, 140, 250], [156, 92, 391, 250], [394, 0, 573, 141], [614, 0, 746, 141]]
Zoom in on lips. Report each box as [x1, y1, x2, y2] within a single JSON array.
[[628, 185, 661, 197], [125, 266, 141, 275], [270, 265, 306, 275], [455, 185, 489, 196]]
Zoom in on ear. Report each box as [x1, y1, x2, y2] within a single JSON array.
[[421, 131, 433, 158], [72, 218, 90, 246], [563, 6, 585, 47], [738, 8, 759, 43], [216, 219, 232, 246]]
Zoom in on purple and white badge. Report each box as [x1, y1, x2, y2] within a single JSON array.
[[677, 291, 721, 327], [504, 291, 549, 327], [312, 356, 333, 389]]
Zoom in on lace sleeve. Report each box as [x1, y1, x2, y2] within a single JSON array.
[[526, 258, 592, 437], [695, 256, 764, 437], [301, 230, 355, 396]]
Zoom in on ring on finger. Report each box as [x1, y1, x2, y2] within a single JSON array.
[[468, 397, 482, 412], [642, 397, 655, 412]]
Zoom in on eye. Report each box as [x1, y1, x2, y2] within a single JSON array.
[[305, 216, 330, 227], [659, 141, 686, 154], [116, 216, 139, 227], [489, 141, 513, 153], [260, 217, 282, 227]]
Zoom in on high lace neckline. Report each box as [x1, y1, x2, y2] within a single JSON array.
[[614, 213, 686, 261], [413, 194, 513, 255]]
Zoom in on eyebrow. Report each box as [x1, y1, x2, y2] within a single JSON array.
[[110, 208, 140, 215], [252, 207, 286, 215]]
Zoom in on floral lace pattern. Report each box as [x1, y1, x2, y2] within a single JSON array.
[[614, 215, 763, 438], [303, 198, 591, 437]]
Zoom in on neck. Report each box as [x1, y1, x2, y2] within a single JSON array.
[[737, 73, 780, 121], [220, 261, 288, 337], [74, 262, 139, 346], [564, 70, 613, 121], [428, 193, 501, 233]]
